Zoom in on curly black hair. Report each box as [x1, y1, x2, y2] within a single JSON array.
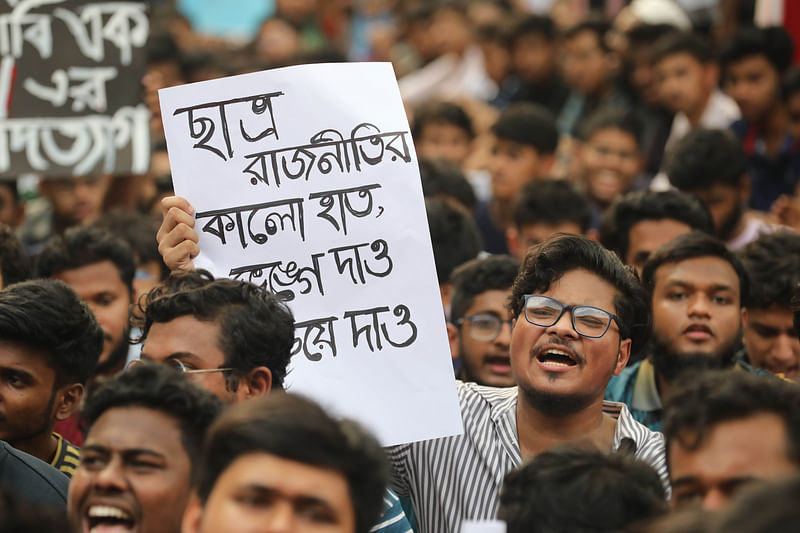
[[736, 231, 800, 309]]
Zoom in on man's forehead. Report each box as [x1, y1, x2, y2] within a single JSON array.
[[87, 406, 185, 454], [654, 256, 740, 289]]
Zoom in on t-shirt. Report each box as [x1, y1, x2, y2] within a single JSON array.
[[50, 433, 81, 478], [0, 440, 68, 508]]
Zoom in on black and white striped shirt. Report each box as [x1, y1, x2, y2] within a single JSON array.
[[388, 382, 668, 533]]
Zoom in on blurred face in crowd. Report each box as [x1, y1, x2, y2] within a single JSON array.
[[629, 45, 662, 107], [743, 306, 800, 378], [724, 55, 780, 122], [480, 38, 511, 85], [562, 30, 610, 96], [255, 18, 300, 65], [507, 222, 583, 261], [39, 175, 111, 228], [0, 183, 23, 228], [690, 184, 746, 242], [182, 452, 356, 533], [429, 7, 471, 56], [489, 139, 550, 201], [512, 33, 555, 83], [669, 412, 796, 511], [579, 127, 643, 206], [69, 406, 192, 533], [624, 219, 693, 276], [649, 256, 743, 380], [510, 269, 630, 414], [655, 53, 716, 118], [416, 123, 473, 167], [54, 260, 131, 375], [786, 90, 800, 141], [449, 289, 515, 387]]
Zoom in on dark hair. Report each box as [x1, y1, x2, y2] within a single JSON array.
[[577, 108, 643, 146], [713, 475, 800, 533], [510, 234, 651, 358], [641, 230, 749, 305], [600, 190, 713, 261], [511, 14, 556, 43], [498, 447, 667, 533], [0, 224, 30, 287], [426, 198, 482, 284], [652, 32, 713, 65], [418, 158, 477, 211], [412, 100, 474, 140], [0, 179, 19, 203], [36, 226, 136, 296], [663, 370, 800, 466], [449, 255, 520, 322], [625, 24, 679, 47], [95, 210, 169, 281], [783, 67, 800, 100], [82, 363, 222, 476], [0, 279, 102, 386], [196, 393, 388, 533], [562, 18, 611, 53], [721, 26, 794, 75], [135, 270, 295, 390], [793, 284, 800, 338], [511, 179, 591, 232], [666, 128, 748, 190], [490, 103, 558, 155], [736, 232, 800, 309]]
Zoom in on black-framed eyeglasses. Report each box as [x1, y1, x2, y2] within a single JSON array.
[[455, 313, 513, 342], [127, 358, 234, 375], [522, 295, 621, 338]]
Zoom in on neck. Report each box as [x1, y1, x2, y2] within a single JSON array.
[[516, 390, 616, 458], [761, 103, 789, 156], [12, 432, 58, 464], [655, 371, 674, 403], [685, 92, 712, 126], [490, 197, 513, 230]]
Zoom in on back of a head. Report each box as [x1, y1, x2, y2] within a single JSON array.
[[721, 26, 794, 75], [491, 103, 558, 155], [418, 157, 477, 211], [662, 370, 800, 465], [510, 234, 651, 359], [498, 447, 667, 533], [136, 270, 295, 389], [426, 197, 482, 285], [412, 100, 474, 141], [0, 223, 31, 288], [197, 393, 388, 533], [666, 128, 747, 191], [736, 231, 800, 309], [600, 190, 713, 261], [511, 179, 591, 232], [0, 279, 102, 385], [449, 254, 520, 322], [712, 475, 800, 533]]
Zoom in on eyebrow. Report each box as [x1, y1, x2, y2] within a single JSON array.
[[82, 444, 167, 459], [0, 366, 35, 381], [239, 484, 338, 509], [662, 280, 736, 292], [140, 352, 203, 363]]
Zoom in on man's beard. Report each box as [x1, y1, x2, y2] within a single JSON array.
[[3, 387, 57, 450], [650, 328, 741, 383], [520, 384, 597, 417], [93, 329, 130, 377], [717, 202, 743, 242]]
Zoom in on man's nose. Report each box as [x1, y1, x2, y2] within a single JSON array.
[[92, 457, 127, 492]]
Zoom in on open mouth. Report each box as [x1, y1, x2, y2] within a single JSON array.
[[536, 348, 578, 369], [485, 355, 511, 374], [85, 505, 135, 533]]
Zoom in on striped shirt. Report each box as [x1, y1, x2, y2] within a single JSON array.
[[388, 382, 668, 533], [50, 432, 81, 478]]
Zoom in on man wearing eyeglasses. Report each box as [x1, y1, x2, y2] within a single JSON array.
[[389, 234, 667, 533], [447, 255, 520, 387]]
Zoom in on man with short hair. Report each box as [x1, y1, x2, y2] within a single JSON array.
[[606, 231, 757, 431], [600, 189, 713, 275], [447, 255, 520, 387], [664, 370, 800, 510], [736, 232, 800, 378], [390, 234, 666, 533], [67, 363, 221, 533], [0, 224, 31, 288], [0, 279, 103, 473], [182, 393, 388, 533]]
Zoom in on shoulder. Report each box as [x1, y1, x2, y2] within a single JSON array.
[[457, 381, 516, 416], [0, 441, 69, 507], [605, 361, 642, 401]]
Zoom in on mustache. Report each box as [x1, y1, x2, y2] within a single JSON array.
[[531, 337, 586, 366]]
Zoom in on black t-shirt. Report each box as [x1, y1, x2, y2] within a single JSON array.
[[0, 440, 68, 508]]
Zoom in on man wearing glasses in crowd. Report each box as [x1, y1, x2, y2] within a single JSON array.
[[389, 234, 667, 533]]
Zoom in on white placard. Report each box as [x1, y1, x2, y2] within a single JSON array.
[[159, 62, 463, 445]]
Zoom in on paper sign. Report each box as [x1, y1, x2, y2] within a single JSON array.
[[159, 62, 463, 445], [0, 0, 150, 177]]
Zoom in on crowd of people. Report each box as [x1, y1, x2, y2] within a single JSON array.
[[2, 0, 800, 532]]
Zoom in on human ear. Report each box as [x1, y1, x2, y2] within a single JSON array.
[[55, 384, 84, 421]]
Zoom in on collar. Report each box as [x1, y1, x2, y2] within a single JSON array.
[[631, 358, 662, 412]]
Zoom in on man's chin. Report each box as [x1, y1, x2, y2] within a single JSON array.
[[520, 384, 595, 417]]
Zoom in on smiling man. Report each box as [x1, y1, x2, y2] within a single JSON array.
[[68, 363, 221, 533], [389, 234, 666, 533], [607, 231, 758, 431]]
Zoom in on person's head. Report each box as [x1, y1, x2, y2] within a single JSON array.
[[0, 224, 31, 288], [712, 475, 800, 533], [561, 19, 615, 96], [488, 103, 558, 202], [36, 226, 135, 376], [653, 32, 718, 118], [784, 67, 800, 141], [577, 108, 644, 206], [736, 232, 800, 378], [183, 393, 388, 533], [663, 370, 800, 510], [499, 447, 667, 533], [135, 270, 294, 403], [448, 255, 520, 387], [0, 279, 102, 456], [38, 175, 111, 230], [418, 158, 477, 212], [509, 234, 650, 416], [412, 101, 475, 168], [624, 24, 680, 107], [666, 128, 749, 241], [69, 363, 222, 533], [428, 1, 473, 56], [600, 190, 713, 275], [642, 231, 747, 384], [510, 15, 557, 84], [0, 180, 23, 229], [507, 179, 591, 260], [721, 26, 794, 122], [476, 22, 513, 85]]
